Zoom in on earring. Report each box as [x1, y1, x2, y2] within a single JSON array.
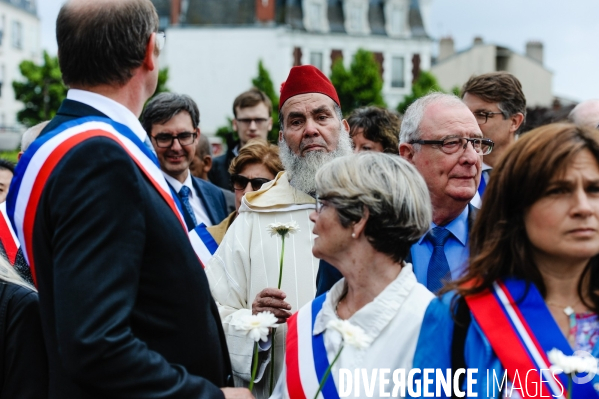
[[351, 233, 356, 238]]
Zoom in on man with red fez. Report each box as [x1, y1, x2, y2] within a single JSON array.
[[205, 65, 353, 397]]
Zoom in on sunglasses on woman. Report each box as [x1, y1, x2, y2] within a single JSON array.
[[230, 174, 271, 191]]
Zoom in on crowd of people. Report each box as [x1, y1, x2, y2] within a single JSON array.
[[1, 0, 599, 398]]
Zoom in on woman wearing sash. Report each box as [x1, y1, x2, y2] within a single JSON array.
[[272, 152, 435, 398], [413, 123, 599, 398]]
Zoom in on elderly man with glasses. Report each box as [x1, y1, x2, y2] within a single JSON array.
[[398, 93, 494, 292]]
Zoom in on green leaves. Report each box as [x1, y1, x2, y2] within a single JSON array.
[[330, 49, 386, 115], [252, 60, 280, 143], [396, 71, 445, 114], [12, 51, 67, 127]]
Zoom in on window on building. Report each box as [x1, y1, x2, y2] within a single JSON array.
[[309, 3, 322, 30], [0, 15, 5, 47], [12, 20, 22, 49], [390, 7, 403, 34], [310, 52, 323, 71], [391, 56, 405, 88]]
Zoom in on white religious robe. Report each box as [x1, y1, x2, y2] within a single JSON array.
[[271, 264, 434, 399], [205, 172, 319, 398]]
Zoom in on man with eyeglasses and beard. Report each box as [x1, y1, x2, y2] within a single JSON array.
[[209, 88, 274, 191], [205, 65, 353, 398], [141, 92, 229, 230]]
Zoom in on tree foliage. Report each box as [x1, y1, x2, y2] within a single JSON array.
[[396, 71, 446, 114], [252, 60, 280, 143], [12, 51, 67, 127], [330, 49, 386, 115]]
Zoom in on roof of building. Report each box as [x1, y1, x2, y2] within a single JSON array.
[[0, 0, 37, 16], [152, 0, 428, 38]]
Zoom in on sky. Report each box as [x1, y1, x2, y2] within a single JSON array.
[[38, 0, 599, 102]]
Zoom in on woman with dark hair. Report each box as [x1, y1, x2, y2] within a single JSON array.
[[347, 106, 401, 154], [413, 123, 599, 397]]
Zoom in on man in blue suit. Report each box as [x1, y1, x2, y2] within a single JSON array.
[[141, 93, 229, 230]]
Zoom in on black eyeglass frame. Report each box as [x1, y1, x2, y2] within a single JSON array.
[[230, 174, 271, 191], [473, 111, 504, 125], [409, 137, 494, 155], [151, 132, 197, 148]]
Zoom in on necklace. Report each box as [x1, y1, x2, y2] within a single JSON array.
[[546, 299, 581, 316]]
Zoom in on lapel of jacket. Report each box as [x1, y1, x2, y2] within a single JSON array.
[[191, 176, 217, 225]]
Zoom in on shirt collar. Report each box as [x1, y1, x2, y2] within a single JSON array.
[[482, 162, 492, 172], [66, 89, 148, 143], [313, 264, 418, 342], [417, 205, 470, 246], [163, 171, 192, 196]]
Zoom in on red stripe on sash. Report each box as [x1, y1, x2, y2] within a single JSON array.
[[465, 287, 556, 398], [23, 130, 187, 286], [0, 213, 17, 265], [286, 313, 307, 399]]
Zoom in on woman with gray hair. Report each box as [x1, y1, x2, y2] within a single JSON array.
[[271, 152, 434, 398]]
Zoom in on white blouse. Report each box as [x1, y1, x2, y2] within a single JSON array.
[[271, 263, 434, 398]]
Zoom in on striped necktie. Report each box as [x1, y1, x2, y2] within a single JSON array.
[[179, 186, 197, 227]]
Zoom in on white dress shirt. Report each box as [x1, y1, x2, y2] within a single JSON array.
[[163, 171, 213, 227]]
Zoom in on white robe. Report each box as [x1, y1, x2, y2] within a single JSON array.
[[271, 264, 434, 399], [205, 172, 319, 398]]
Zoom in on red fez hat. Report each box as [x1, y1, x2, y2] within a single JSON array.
[[279, 65, 340, 110]]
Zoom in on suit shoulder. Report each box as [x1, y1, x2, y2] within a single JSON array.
[[194, 176, 225, 198]]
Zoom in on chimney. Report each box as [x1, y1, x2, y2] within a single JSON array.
[[170, 0, 181, 26], [256, 0, 275, 23], [473, 36, 483, 45], [526, 41, 543, 64], [438, 37, 454, 61]]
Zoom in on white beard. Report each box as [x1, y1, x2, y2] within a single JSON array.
[[279, 126, 353, 194]]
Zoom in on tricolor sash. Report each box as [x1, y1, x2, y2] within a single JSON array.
[[465, 278, 599, 398], [7, 116, 205, 286], [189, 223, 219, 265], [286, 294, 340, 399], [0, 202, 19, 265]]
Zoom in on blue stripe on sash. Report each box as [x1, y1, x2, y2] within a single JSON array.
[[194, 223, 219, 255], [311, 294, 340, 399], [501, 278, 599, 397], [477, 173, 487, 197]]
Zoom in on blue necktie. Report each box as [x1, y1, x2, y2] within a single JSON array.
[[179, 186, 197, 227], [426, 227, 452, 293], [477, 169, 490, 198]]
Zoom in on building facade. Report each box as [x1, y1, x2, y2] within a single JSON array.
[[0, 0, 40, 134], [153, 0, 432, 134], [431, 37, 553, 107]]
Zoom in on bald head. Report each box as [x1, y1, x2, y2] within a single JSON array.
[[569, 99, 599, 128], [57, 0, 158, 88]]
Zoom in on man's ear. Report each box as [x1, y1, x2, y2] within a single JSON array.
[[342, 119, 350, 133], [399, 143, 416, 164], [509, 112, 525, 134], [143, 32, 157, 71], [203, 156, 213, 173], [267, 116, 273, 131]]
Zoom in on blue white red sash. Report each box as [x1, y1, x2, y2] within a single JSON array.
[[286, 294, 340, 399], [189, 223, 219, 265], [465, 278, 598, 398], [7, 116, 205, 285], [0, 202, 19, 265]]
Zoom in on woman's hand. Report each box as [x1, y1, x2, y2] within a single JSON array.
[[252, 288, 292, 323]]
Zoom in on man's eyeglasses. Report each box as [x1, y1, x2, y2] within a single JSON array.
[[231, 174, 271, 191], [410, 137, 494, 155], [473, 111, 504, 125], [236, 118, 269, 127], [152, 132, 197, 148], [156, 31, 166, 51]]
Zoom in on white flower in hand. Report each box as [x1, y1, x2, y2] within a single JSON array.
[[327, 319, 373, 350], [231, 312, 278, 343], [267, 221, 300, 238], [548, 348, 598, 375]]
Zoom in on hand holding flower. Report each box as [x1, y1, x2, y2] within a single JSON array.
[[252, 287, 292, 324]]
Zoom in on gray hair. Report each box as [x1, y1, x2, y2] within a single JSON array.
[[399, 93, 465, 145], [279, 103, 343, 133], [21, 120, 49, 152], [0, 256, 35, 291], [315, 152, 431, 263], [141, 92, 200, 134]]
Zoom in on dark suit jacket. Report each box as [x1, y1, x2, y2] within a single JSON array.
[[176, 176, 229, 231], [315, 204, 479, 296], [32, 99, 232, 398], [207, 142, 238, 191]]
